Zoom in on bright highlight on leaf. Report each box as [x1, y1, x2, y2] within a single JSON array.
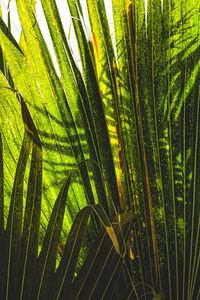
[[105, 226, 120, 255]]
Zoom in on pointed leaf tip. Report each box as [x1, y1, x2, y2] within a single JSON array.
[[106, 226, 120, 255]]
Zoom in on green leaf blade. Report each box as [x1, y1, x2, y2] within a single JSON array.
[[68, 212, 133, 300], [5, 131, 32, 300], [15, 94, 43, 300], [33, 175, 71, 300]]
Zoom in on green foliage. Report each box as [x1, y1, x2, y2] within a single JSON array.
[[0, 0, 199, 299], [0, 90, 133, 299]]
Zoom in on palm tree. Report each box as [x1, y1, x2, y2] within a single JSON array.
[[0, 0, 199, 299]]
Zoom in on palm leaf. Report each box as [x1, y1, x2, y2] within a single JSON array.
[[33, 175, 71, 300], [67, 212, 133, 300], [0, 88, 130, 299], [16, 93, 42, 300], [0, 131, 4, 298], [0, 0, 200, 299], [4, 108, 32, 299]]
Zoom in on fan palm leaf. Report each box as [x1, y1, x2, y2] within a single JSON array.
[[0, 0, 199, 298]]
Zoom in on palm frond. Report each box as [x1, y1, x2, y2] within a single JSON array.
[[0, 0, 199, 298], [0, 89, 133, 299]]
